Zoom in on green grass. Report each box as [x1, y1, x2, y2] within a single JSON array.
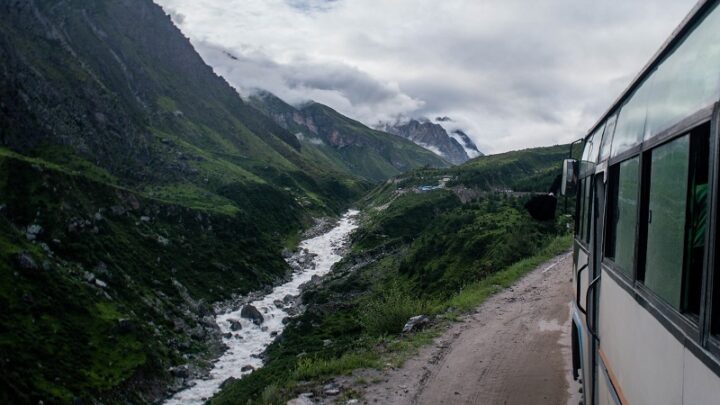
[[293, 352, 381, 381], [147, 183, 241, 216], [359, 282, 433, 336], [0, 146, 117, 184], [447, 234, 572, 312]]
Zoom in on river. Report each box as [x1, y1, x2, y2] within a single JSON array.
[[165, 210, 359, 404]]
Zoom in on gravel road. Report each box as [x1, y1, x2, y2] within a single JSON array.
[[357, 253, 580, 405]]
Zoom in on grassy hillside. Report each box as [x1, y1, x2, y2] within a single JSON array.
[[211, 144, 573, 404], [0, 1, 371, 402], [0, 150, 306, 403]]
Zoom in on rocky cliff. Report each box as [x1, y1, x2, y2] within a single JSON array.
[[249, 91, 449, 181], [380, 119, 482, 165]]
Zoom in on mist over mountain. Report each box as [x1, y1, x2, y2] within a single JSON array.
[[450, 129, 483, 159], [379, 118, 482, 165]]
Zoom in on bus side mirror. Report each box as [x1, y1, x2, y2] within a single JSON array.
[[561, 159, 578, 196]]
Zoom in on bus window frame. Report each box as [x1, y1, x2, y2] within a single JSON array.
[[707, 103, 720, 357], [598, 107, 719, 371], [602, 155, 641, 282], [575, 176, 593, 249]]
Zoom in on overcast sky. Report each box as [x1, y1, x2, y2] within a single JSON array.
[[155, 0, 697, 154]]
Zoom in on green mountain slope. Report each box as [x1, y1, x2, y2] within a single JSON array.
[[0, 150, 294, 403], [0, 0, 365, 214], [0, 0, 380, 402], [211, 144, 573, 403], [249, 92, 450, 181]]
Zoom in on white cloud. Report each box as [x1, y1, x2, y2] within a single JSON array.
[[155, 0, 696, 153]]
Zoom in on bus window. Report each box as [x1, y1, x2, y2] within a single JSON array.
[[682, 130, 708, 315], [582, 179, 592, 243], [598, 113, 618, 162], [605, 157, 640, 277], [641, 127, 708, 314], [643, 135, 690, 309], [576, 178, 585, 238], [576, 178, 593, 244]]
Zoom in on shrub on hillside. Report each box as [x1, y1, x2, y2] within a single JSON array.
[[359, 282, 431, 336]]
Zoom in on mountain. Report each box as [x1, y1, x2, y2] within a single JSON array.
[[450, 129, 483, 159], [0, 1, 390, 402], [248, 91, 449, 181], [380, 119, 482, 165]]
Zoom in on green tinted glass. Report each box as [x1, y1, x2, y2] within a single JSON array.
[[578, 179, 585, 238], [583, 180, 592, 243], [644, 136, 690, 309], [612, 84, 652, 157], [645, 4, 720, 138], [611, 157, 640, 276], [599, 114, 617, 162]]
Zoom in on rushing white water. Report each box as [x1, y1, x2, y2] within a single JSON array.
[[165, 210, 359, 404]]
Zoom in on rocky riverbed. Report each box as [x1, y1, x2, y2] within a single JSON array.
[[165, 210, 359, 404]]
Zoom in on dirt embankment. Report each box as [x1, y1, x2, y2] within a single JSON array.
[[350, 253, 580, 405]]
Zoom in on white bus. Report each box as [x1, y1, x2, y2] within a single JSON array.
[[563, 1, 720, 404]]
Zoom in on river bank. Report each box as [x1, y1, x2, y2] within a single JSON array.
[[165, 210, 360, 404]]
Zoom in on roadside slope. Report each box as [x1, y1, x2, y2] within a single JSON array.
[[359, 253, 580, 405]]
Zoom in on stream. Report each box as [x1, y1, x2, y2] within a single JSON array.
[[165, 210, 360, 404]]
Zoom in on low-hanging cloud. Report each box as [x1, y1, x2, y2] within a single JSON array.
[[155, 0, 696, 153], [196, 42, 423, 123]]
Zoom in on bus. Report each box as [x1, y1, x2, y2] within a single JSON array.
[[561, 1, 720, 404]]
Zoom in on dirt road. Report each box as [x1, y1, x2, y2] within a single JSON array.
[[358, 253, 580, 405]]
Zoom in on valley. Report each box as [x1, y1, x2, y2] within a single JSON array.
[[166, 211, 359, 404], [0, 1, 574, 404]]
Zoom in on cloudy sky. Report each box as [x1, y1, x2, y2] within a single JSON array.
[[154, 0, 697, 153]]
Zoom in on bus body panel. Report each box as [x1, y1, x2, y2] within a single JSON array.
[[598, 273, 684, 405], [683, 349, 720, 404], [597, 361, 620, 405], [572, 244, 591, 398], [574, 247, 590, 310]]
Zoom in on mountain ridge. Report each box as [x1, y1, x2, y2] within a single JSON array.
[[249, 91, 450, 181], [380, 118, 483, 165]]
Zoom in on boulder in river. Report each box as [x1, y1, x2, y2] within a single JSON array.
[[228, 319, 243, 331], [240, 305, 264, 325], [219, 377, 237, 390], [241, 365, 254, 372], [169, 365, 190, 378]]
